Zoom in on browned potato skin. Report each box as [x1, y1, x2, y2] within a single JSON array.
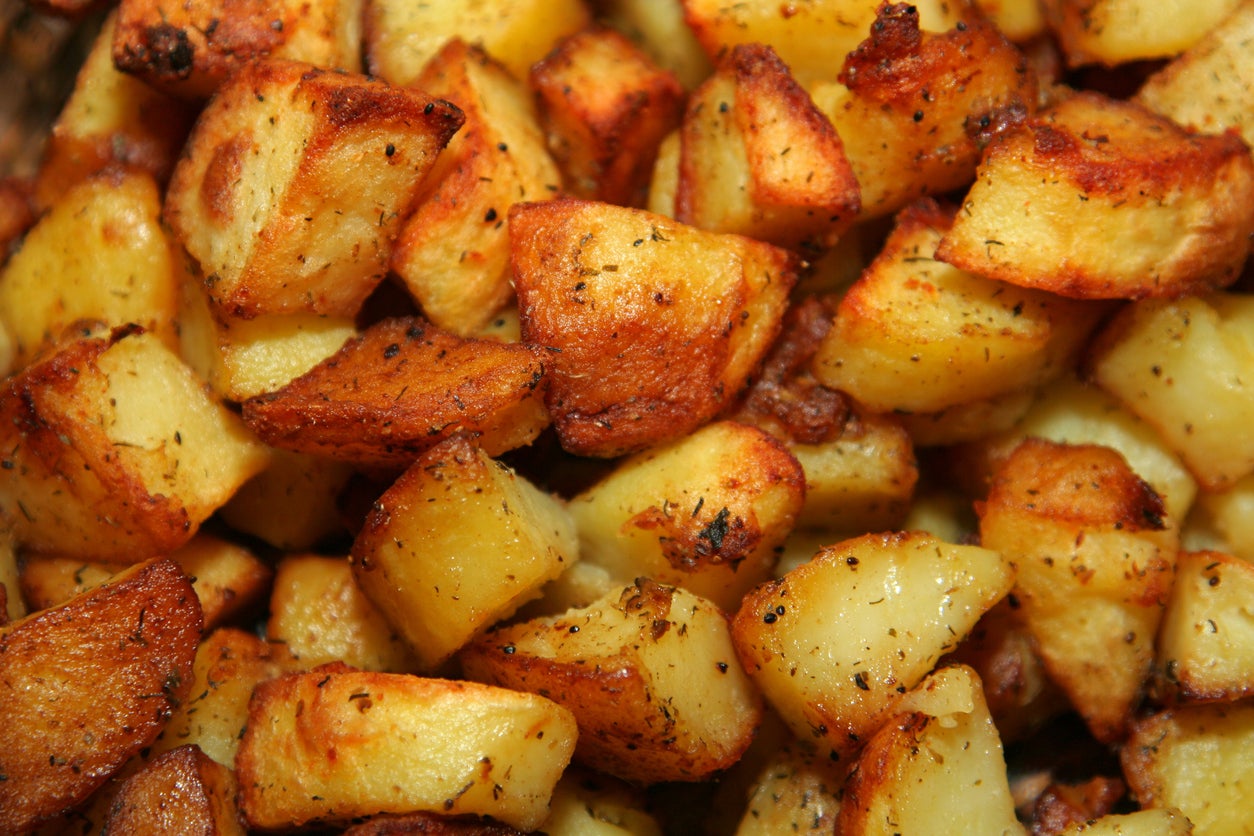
[[0, 557, 201, 833], [531, 25, 685, 207], [511, 198, 799, 458], [341, 813, 525, 835], [242, 317, 550, 468], [102, 744, 245, 835], [113, 0, 362, 99]]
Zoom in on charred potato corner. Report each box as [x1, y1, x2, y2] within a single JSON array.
[[2, 0, 1254, 832]]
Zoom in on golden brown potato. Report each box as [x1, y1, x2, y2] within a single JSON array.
[[267, 554, 417, 673], [809, 5, 1039, 220], [363, 0, 591, 86], [936, 92, 1254, 300], [0, 557, 201, 834], [389, 40, 561, 335], [351, 435, 578, 670], [0, 328, 270, 561], [113, 0, 363, 99], [1191, 471, 1254, 563], [242, 317, 551, 468], [1089, 293, 1254, 493], [978, 439, 1178, 742], [974, 0, 1048, 41], [1156, 550, 1254, 704], [897, 388, 1039, 449], [102, 744, 245, 835], [675, 42, 860, 252], [0, 530, 21, 624], [1123, 702, 1254, 835], [511, 198, 799, 458], [837, 665, 1024, 835], [32, 11, 196, 212], [732, 530, 1014, 766], [541, 767, 662, 835], [566, 420, 805, 611], [596, 0, 711, 90], [812, 199, 1101, 414], [734, 741, 844, 836], [0, 178, 34, 267], [164, 59, 464, 319], [1031, 776, 1132, 836], [1041, 0, 1243, 67], [1135, 0, 1254, 151], [531, 25, 685, 207], [342, 812, 527, 835], [0, 167, 181, 370], [461, 579, 762, 785], [218, 448, 355, 551], [236, 665, 577, 831]]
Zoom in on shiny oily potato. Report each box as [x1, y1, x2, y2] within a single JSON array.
[[732, 530, 1014, 766], [242, 316, 551, 468], [350, 435, 578, 670], [978, 439, 1179, 743], [511, 197, 798, 458], [0, 558, 201, 834], [164, 59, 464, 319], [236, 664, 577, 831], [102, 744, 245, 835], [936, 91, 1254, 300], [460, 579, 761, 785]]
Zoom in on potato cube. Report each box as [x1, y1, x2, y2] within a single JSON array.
[[0, 168, 181, 370], [675, 42, 859, 251], [511, 198, 798, 457], [978, 439, 1178, 742], [268, 554, 417, 672], [567, 420, 805, 611], [1122, 702, 1254, 835], [735, 741, 844, 836], [812, 199, 1101, 414], [540, 768, 661, 835], [113, 0, 363, 99], [732, 530, 1014, 765], [1088, 293, 1254, 492], [0, 558, 200, 833], [350, 436, 578, 670], [164, 60, 464, 319], [837, 665, 1024, 835], [102, 744, 245, 835], [389, 40, 561, 335], [596, 0, 711, 90], [0, 328, 270, 561], [936, 92, 1254, 300], [236, 666, 577, 831], [531, 25, 685, 207], [218, 448, 354, 551], [1192, 471, 1254, 562], [363, 0, 590, 86], [33, 11, 196, 211], [242, 317, 551, 468], [1041, 0, 1244, 67], [462, 579, 762, 784]]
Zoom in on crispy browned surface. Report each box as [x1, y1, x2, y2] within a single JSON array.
[[511, 198, 798, 458], [1030, 775, 1126, 835], [0, 557, 201, 833], [342, 812, 525, 835], [242, 317, 550, 467], [103, 744, 245, 835]]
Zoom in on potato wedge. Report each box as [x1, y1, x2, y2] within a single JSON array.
[[461, 579, 761, 784], [102, 744, 245, 835], [732, 530, 1014, 765], [567, 420, 805, 611], [242, 317, 550, 468], [0, 557, 200, 833], [350, 435, 578, 670], [0, 327, 270, 561], [164, 59, 464, 319], [978, 439, 1178, 742], [235, 665, 577, 831], [837, 665, 1024, 836], [936, 92, 1254, 300], [511, 198, 798, 458]]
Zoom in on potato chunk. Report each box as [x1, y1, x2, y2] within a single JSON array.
[[242, 317, 550, 468], [567, 420, 805, 611], [1041, 0, 1244, 67], [732, 531, 1014, 765], [0, 557, 200, 834], [461, 579, 761, 784], [0, 328, 270, 561], [236, 665, 577, 831], [350, 436, 578, 670], [936, 92, 1254, 300], [164, 59, 464, 319], [978, 440, 1178, 742], [511, 198, 798, 457], [102, 744, 245, 835]]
